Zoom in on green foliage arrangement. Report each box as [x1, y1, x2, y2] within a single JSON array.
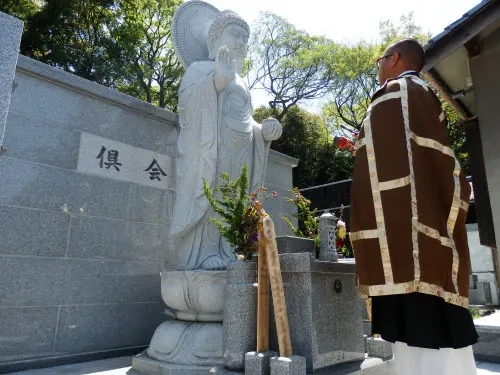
[[282, 188, 319, 248], [203, 165, 274, 260]]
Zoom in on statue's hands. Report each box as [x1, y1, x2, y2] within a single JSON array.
[[214, 45, 235, 92], [261, 118, 283, 141]]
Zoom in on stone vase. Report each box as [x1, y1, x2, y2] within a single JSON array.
[[223, 260, 258, 371]]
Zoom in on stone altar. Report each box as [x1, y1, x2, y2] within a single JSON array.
[[130, 1, 282, 374], [268, 254, 365, 373]]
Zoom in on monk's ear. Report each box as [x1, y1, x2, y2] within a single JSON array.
[[392, 52, 403, 67]]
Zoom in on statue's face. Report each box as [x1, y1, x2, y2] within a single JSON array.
[[214, 23, 249, 61]]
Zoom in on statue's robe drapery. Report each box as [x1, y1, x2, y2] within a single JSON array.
[[169, 61, 271, 270], [350, 72, 472, 308]]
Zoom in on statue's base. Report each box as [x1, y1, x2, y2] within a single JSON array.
[[128, 352, 213, 375]]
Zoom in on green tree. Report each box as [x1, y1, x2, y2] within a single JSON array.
[[379, 12, 432, 49], [320, 13, 468, 173], [1, 0, 184, 110], [115, 0, 183, 110], [254, 106, 354, 188], [247, 12, 338, 120], [323, 42, 379, 132], [444, 102, 469, 176], [323, 12, 431, 134], [0, 0, 40, 28], [18, 0, 123, 87]]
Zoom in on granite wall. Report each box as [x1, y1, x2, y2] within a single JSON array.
[[0, 12, 297, 371]]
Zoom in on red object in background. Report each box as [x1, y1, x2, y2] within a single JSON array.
[[337, 137, 348, 149], [336, 238, 344, 248]]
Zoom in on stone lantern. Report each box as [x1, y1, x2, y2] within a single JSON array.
[[319, 212, 339, 262]]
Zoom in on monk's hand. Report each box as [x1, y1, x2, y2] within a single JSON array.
[[261, 118, 283, 141], [214, 45, 235, 92]]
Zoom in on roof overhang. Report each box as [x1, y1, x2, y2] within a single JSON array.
[[423, 0, 500, 120]]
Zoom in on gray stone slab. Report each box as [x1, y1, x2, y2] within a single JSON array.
[[268, 254, 364, 372], [245, 352, 277, 375], [267, 151, 298, 169], [0, 306, 58, 362], [0, 256, 161, 306], [54, 303, 164, 354], [97, 260, 161, 276], [267, 212, 296, 237], [474, 331, 500, 363], [0, 157, 174, 224], [67, 215, 167, 262], [265, 161, 293, 192], [365, 338, 393, 359], [0, 11, 23, 146], [9, 70, 178, 156], [15, 55, 178, 126], [470, 282, 493, 305], [0, 205, 70, 257], [263, 186, 296, 217], [276, 236, 316, 255], [2, 357, 132, 375], [311, 271, 364, 359], [312, 357, 395, 375], [224, 262, 258, 371], [209, 367, 242, 375], [130, 352, 211, 375], [270, 356, 306, 375], [3, 112, 81, 170]]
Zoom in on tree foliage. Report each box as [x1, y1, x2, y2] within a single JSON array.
[[283, 187, 319, 248], [115, 0, 183, 110], [254, 106, 354, 188], [0, 0, 40, 28], [1, 0, 183, 110], [323, 42, 379, 132], [19, 0, 122, 87], [247, 12, 337, 120], [320, 12, 469, 174]]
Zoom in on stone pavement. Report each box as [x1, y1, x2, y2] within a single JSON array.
[[4, 357, 500, 375]]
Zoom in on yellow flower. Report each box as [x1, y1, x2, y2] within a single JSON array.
[[338, 226, 347, 239]]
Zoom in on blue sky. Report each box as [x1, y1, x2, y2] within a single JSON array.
[[204, 0, 481, 109]]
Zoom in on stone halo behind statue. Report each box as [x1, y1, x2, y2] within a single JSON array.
[[171, 0, 221, 69]]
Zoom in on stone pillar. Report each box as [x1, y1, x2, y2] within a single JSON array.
[[223, 261, 258, 371], [0, 11, 23, 150]]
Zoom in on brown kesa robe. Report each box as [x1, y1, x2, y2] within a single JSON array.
[[350, 72, 471, 308]]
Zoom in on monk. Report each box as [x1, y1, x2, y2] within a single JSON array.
[[350, 39, 478, 375]]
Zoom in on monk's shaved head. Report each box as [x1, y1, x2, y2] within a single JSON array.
[[386, 39, 425, 73]]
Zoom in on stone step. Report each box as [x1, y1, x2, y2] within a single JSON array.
[[365, 337, 393, 360], [209, 356, 395, 375], [474, 311, 500, 363]]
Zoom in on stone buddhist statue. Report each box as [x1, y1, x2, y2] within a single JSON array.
[[169, 1, 282, 271], [131, 3, 282, 372]]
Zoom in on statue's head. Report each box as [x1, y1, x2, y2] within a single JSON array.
[[207, 10, 250, 62]]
